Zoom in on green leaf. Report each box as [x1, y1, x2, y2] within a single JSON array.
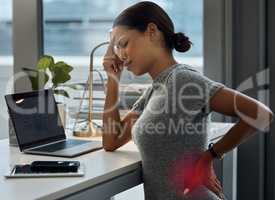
[[52, 72, 71, 87], [54, 89, 70, 98], [54, 61, 73, 73], [51, 64, 72, 87], [22, 67, 49, 90], [37, 55, 54, 71]]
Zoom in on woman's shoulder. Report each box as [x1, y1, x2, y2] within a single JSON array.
[[165, 63, 202, 84], [175, 63, 201, 72], [166, 63, 225, 90]]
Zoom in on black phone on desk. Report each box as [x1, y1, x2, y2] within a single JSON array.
[[30, 161, 80, 173], [5, 161, 84, 178]]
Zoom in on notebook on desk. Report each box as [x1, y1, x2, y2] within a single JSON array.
[[5, 89, 102, 158]]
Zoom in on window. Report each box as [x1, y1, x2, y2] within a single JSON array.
[[0, 0, 13, 139], [43, 0, 203, 71], [43, 0, 203, 120]]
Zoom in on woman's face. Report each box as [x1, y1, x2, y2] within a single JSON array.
[[110, 25, 158, 75]]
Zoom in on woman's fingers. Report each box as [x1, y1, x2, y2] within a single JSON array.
[[210, 168, 222, 191], [205, 179, 224, 199], [205, 181, 223, 199], [103, 58, 118, 72], [103, 55, 123, 73], [214, 178, 222, 191], [209, 165, 224, 197], [102, 42, 124, 82]]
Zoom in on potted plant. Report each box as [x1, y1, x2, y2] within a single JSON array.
[[23, 55, 78, 127]]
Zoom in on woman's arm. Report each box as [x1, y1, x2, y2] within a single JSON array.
[[102, 77, 140, 151], [209, 87, 274, 157], [184, 87, 273, 198], [102, 41, 140, 151]]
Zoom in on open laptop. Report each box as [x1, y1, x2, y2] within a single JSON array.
[[5, 89, 103, 158]]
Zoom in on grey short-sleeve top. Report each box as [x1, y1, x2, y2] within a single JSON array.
[[130, 64, 225, 200]]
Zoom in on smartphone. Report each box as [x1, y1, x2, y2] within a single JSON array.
[[30, 161, 80, 173], [13, 164, 32, 174], [5, 162, 84, 178]]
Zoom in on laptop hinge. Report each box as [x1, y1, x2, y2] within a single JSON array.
[[25, 139, 67, 151]]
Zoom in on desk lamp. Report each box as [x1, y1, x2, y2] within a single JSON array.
[[73, 41, 109, 137]]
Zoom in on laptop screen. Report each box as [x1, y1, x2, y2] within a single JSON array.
[[5, 89, 65, 150]]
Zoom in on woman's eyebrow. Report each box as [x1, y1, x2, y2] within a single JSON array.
[[110, 36, 119, 47], [116, 36, 127, 45]]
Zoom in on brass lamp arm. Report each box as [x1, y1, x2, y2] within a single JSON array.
[[73, 41, 109, 137], [88, 41, 109, 125]]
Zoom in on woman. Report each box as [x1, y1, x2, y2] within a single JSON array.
[[102, 1, 273, 200]]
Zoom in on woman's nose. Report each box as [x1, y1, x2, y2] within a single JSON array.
[[117, 49, 127, 61]]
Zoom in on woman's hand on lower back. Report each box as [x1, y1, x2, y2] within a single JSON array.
[[184, 150, 225, 199]]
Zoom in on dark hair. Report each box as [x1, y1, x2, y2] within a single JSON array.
[[113, 1, 192, 53]]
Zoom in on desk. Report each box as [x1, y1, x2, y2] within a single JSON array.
[[0, 122, 234, 200]]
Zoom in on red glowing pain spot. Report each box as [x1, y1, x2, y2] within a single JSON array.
[[167, 151, 206, 198]]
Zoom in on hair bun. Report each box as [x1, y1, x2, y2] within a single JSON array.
[[172, 32, 192, 52]]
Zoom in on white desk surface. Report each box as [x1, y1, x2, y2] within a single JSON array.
[[0, 122, 234, 200], [0, 139, 141, 200]]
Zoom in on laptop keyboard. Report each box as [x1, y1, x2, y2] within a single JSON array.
[[33, 139, 91, 152]]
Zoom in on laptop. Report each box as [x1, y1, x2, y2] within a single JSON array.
[[5, 89, 103, 158]]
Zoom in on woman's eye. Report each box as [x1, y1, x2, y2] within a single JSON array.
[[119, 40, 128, 48]]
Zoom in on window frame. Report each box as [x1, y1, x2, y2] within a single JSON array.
[[204, 1, 236, 200]]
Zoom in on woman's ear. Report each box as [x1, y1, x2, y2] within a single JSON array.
[[146, 23, 159, 40]]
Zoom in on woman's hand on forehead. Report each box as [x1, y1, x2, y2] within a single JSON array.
[[109, 30, 116, 47], [110, 28, 127, 48], [105, 32, 116, 56]]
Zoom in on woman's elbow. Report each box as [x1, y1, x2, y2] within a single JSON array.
[[255, 108, 274, 131], [102, 139, 118, 152], [267, 110, 274, 125], [237, 108, 273, 132], [103, 145, 117, 152], [263, 106, 274, 123], [102, 131, 119, 152]]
